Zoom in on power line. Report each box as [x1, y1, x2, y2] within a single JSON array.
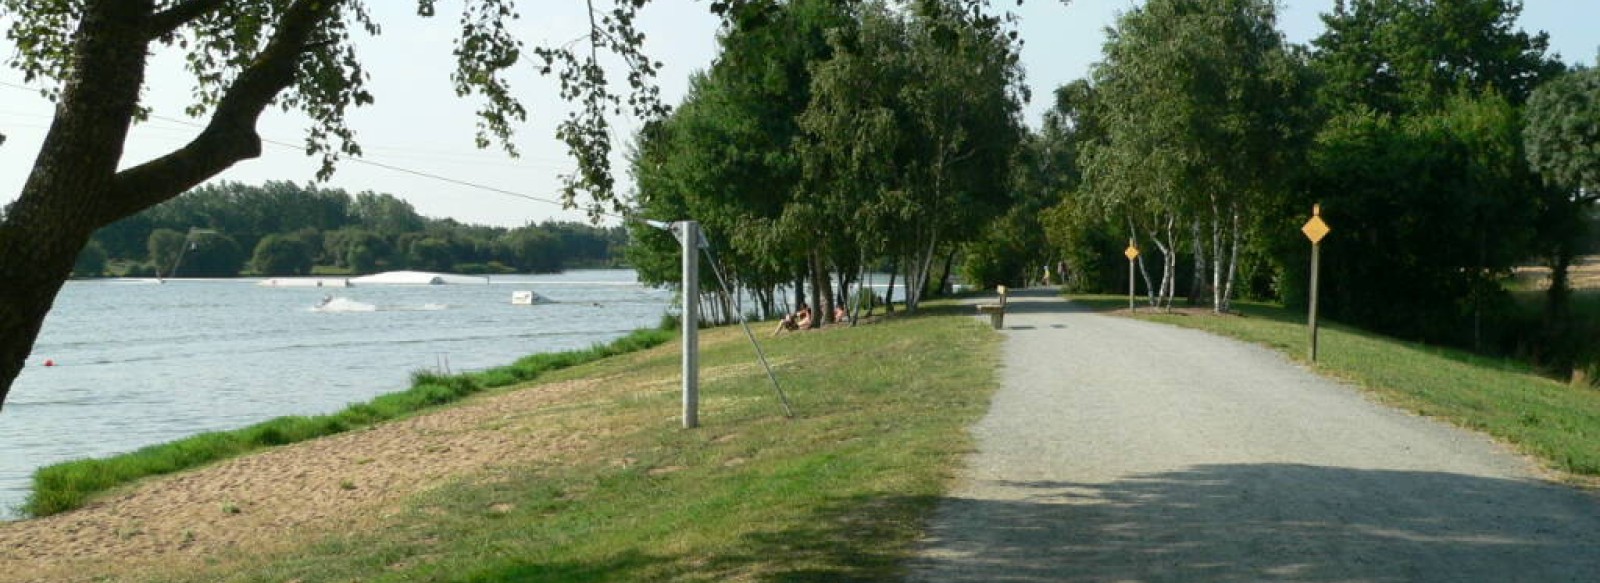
[[0, 79, 630, 221]]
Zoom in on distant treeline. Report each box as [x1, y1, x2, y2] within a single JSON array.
[[72, 181, 627, 277]]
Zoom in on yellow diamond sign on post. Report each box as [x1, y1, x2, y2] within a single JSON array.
[[1302, 204, 1330, 244], [1124, 243, 1140, 261]]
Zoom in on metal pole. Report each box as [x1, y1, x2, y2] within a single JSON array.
[[1128, 259, 1135, 311], [680, 221, 700, 429], [1309, 241, 1321, 363]]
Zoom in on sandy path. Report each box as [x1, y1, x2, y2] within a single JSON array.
[[0, 377, 610, 582], [909, 288, 1600, 582]]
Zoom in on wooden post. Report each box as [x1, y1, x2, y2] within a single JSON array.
[[680, 221, 700, 429]]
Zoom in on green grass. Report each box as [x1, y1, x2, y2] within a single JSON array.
[[21, 329, 673, 518], [143, 303, 997, 582], [1072, 294, 1600, 477]]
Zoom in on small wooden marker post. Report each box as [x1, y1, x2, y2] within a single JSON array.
[[1302, 204, 1331, 363], [1124, 239, 1140, 311]]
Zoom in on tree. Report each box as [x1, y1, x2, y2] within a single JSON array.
[[1525, 66, 1600, 194], [630, 0, 856, 324], [0, 0, 697, 410], [801, 0, 1024, 311], [1312, 0, 1562, 116], [1295, 0, 1562, 348], [72, 240, 108, 277], [147, 228, 186, 277], [406, 237, 455, 272], [1523, 65, 1600, 353], [1084, 0, 1306, 312], [250, 233, 315, 275]]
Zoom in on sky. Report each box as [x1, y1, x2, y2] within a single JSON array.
[[1, 1, 1596, 229]]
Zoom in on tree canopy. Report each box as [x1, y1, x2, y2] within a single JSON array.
[[0, 0, 732, 410]]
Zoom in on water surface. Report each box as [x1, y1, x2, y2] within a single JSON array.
[[0, 270, 670, 518]]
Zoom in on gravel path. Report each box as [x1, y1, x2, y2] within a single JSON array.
[[909, 288, 1600, 582]]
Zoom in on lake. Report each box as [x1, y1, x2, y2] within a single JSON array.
[[0, 270, 672, 518]]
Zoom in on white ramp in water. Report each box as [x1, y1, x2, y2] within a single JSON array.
[[347, 271, 489, 285]]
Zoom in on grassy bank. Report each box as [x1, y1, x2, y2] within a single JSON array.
[[115, 304, 995, 581], [1073, 295, 1600, 477], [23, 329, 674, 518]]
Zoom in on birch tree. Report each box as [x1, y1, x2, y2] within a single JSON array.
[[1084, 0, 1304, 312]]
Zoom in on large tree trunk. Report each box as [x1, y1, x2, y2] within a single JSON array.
[[0, 2, 154, 411], [0, 0, 337, 410]]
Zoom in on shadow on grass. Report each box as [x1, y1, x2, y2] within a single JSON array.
[[458, 550, 665, 583], [710, 493, 944, 582], [907, 463, 1600, 582], [451, 493, 941, 582]]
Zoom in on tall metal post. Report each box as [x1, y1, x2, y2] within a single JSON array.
[[1302, 204, 1329, 364], [1124, 238, 1139, 311], [1309, 241, 1321, 363], [680, 221, 700, 429]]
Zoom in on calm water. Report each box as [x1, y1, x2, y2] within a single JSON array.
[[0, 270, 671, 518]]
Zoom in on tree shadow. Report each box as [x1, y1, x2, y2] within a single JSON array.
[[456, 550, 667, 582], [908, 464, 1600, 582], [703, 493, 945, 582]]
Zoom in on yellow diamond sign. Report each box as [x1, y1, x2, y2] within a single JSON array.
[[1124, 244, 1140, 261], [1302, 204, 1330, 244]]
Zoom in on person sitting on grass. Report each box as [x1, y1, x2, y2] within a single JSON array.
[[772, 302, 812, 336]]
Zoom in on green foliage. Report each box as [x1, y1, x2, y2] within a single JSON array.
[[1082, 0, 1309, 310], [630, 0, 853, 314], [22, 328, 672, 518], [1042, 196, 1125, 293], [70, 240, 107, 278], [1283, 94, 1540, 341], [1311, 0, 1562, 116], [250, 233, 315, 276], [95, 182, 627, 275], [146, 228, 184, 275], [177, 232, 245, 278], [800, 0, 1025, 309], [1525, 66, 1600, 193]]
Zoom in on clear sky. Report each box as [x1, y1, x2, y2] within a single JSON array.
[[1, 1, 1595, 229]]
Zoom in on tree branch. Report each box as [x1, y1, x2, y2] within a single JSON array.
[[146, 0, 230, 40], [107, 0, 334, 223]]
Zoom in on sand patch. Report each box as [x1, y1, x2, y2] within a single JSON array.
[[0, 377, 613, 582]]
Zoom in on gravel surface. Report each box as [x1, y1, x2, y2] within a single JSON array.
[[909, 288, 1600, 582]]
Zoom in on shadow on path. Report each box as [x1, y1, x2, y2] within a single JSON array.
[[911, 463, 1599, 582]]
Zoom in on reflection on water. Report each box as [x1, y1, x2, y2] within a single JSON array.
[[0, 270, 671, 518]]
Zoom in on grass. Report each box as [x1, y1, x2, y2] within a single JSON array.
[[134, 303, 998, 582], [21, 328, 674, 518], [1072, 295, 1600, 478]]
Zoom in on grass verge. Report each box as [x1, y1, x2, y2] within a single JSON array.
[[135, 304, 997, 581], [1072, 295, 1600, 478], [22, 328, 673, 518]]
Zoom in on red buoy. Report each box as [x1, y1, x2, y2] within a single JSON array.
[[44, 359, 54, 367]]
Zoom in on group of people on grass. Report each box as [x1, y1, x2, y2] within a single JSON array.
[[771, 302, 848, 336]]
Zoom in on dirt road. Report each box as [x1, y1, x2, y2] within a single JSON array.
[[910, 288, 1600, 582]]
